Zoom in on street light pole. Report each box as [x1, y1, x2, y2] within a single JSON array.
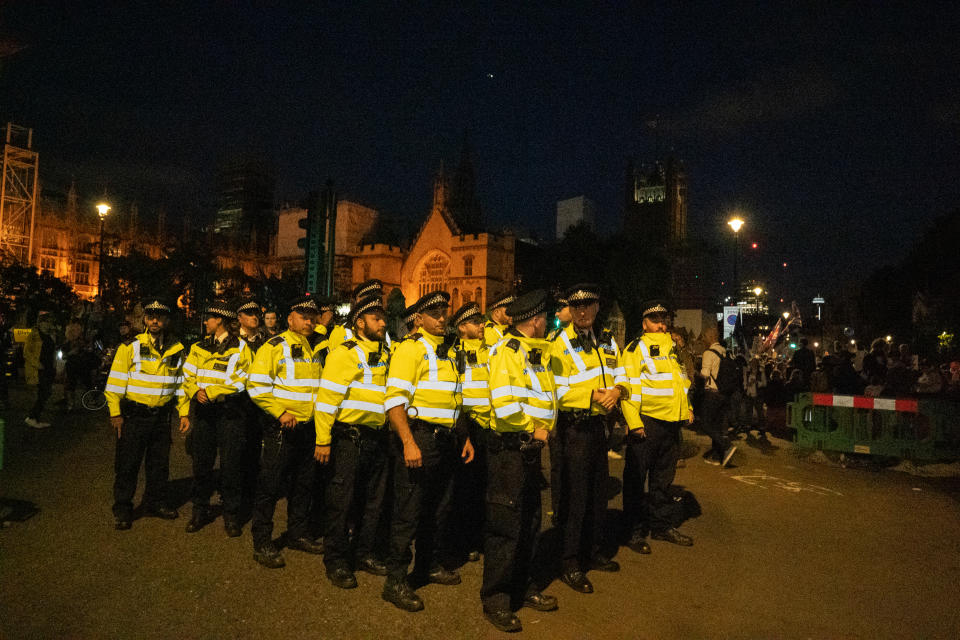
[[96, 202, 111, 298], [728, 217, 744, 303]]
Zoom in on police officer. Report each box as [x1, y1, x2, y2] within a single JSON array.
[[381, 290, 474, 612], [314, 294, 391, 589], [401, 302, 421, 339], [549, 283, 623, 594], [484, 291, 515, 347], [312, 298, 335, 341], [104, 298, 187, 530], [179, 301, 252, 537], [246, 296, 324, 568], [547, 295, 570, 525], [621, 300, 695, 549], [236, 298, 266, 352], [326, 279, 383, 349], [482, 289, 559, 632], [450, 301, 489, 563]]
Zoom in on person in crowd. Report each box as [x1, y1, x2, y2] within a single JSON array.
[[246, 296, 325, 569], [263, 308, 282, 337], [104, 299, 188, 530], [179, 301, 251, 537], [480, 290, 559, 632], [699, 325, 737, 467], [450, 301, 490, 564], [832, 351, 865, 395], [24, 310, 57, 429], [314, 295, 390, 589], [915, 359, 944, 395], [863, 375, 886, 397], [549, 283, 622, 595], [484, 291, 515, 346], [236, 298, 266, 352], [743, 357, 768, 436], [381, 290, 473, 612], [790, 338, 816, 389], [621, 300, 696, 552]]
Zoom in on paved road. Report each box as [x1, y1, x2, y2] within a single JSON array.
[[2, 385, 959, 639]]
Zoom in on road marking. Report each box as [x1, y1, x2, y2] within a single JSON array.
[[730, 473, 843, 496]]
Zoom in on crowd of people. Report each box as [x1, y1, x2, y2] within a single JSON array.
[[4, 281, 958, 632]]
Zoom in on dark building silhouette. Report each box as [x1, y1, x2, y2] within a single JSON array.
[[214, 157, 275, 255]]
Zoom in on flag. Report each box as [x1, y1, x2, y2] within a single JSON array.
[[761, 317, 784, 352], [787, 301, 803, 333], [733, 309, 749, 356]]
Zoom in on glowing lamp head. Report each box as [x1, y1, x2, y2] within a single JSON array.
[[727, 217, 744, 233], [782, 311, 790, 319], [96, 203, 111, 220], [752, 287, 763, 297]]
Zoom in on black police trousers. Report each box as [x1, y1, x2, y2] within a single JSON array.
[[558, 413, 608, 571], [323, 424, 388, 571], [385, 422, 458, 582], [189, 397, 247, 518], [251, 419, 316, 549], [451, 418, 486, 557], [701, 390, 733, 459], [113, 401, 173, 518], [481, 438, 543, 612], [623, 415, 682, 535]]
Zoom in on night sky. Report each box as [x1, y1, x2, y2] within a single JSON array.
[[2, 2, 959, 301]]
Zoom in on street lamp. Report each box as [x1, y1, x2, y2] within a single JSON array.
[[96, 202, 111, 298], [727, 217, 744, 302], [752, 286, 763, 316]]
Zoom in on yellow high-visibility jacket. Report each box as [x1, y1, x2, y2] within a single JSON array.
[[314, 337, 389, 445], [621, 331, 692, 425], [384, 331, 461, 427], [549, 323, 625, 415], [458, 337, 490, 429], [105, 331, 188, 418], [483, 320, 508, 349], [487, 329, 557, 433], [181, 333, 252, 402], [246, 330, 322, 422]]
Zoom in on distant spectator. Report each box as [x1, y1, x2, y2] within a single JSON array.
[[864, 375, 885, 397], [786, 369, 805, 397], [862, 339, 888, 383], [886, 357, 918, 396], [914, 360, 944, 395], [743, 357, 767, 436], [24, 311, 57, 429], [790, 339, 816, 388], [832, 351, 865, 395]]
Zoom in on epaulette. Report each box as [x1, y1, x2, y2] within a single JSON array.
[[343, 340, 357, 350], [626, 338, 639, 353], [224, 335, 241, 350], [601, 328, 613, 342], [485, 321, 494, 328], [306, 332, 323, 349], [123, 336, 138, 346], [267, 335, 285, 347], [406, 332, 422, 342], [505, 338, 521, 351]]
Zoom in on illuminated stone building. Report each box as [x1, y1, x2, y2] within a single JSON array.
[[623, 156, 687, 244]]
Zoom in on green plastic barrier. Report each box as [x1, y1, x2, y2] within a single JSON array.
[[788, 392, 960, 461]]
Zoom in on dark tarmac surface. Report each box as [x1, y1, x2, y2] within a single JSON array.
[[2, 384, 959, 640]]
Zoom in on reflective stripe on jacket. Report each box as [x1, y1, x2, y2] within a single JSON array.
[[549, 323, 624, 414], [621, 331, 691, 425], [384, 331, 460, 427], [487, 330, 557, 433], [105, 331, 187, 417], [459, 337, 490, 429], [181, 334, 252, 402], [246, 330, 322, 422], [314, 337, 388, 445]]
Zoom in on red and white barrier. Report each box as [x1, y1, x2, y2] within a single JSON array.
[[811, 393, 919, 413]]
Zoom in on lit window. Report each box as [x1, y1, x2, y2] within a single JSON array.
[[475, 287, 482, 308], [418, 253, 450, 296], [40, 257, 55, 274], [74, 261, 90, 285], [463, 255, 473, 277]]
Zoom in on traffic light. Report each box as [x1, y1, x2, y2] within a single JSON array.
[[299, 191, 323, 294]]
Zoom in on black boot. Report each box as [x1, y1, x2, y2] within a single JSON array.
[[382, 578, 424, 612]]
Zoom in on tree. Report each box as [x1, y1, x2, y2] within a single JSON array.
[[0, 260, 78, 325]]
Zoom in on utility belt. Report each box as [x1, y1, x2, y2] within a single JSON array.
[[332, 421, 386, 447], [486, 430, 544, 464], [558, 410, 605, 429], [409, 418, 457, 443], [121, 398, 173, 417]]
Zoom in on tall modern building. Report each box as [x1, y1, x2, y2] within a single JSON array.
[[623, 157, 687, 244], [214, 157, 275, 255], [556, 195, 596, 239]]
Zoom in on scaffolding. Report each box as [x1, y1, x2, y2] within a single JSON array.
[[0, 123, 39, 263]]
